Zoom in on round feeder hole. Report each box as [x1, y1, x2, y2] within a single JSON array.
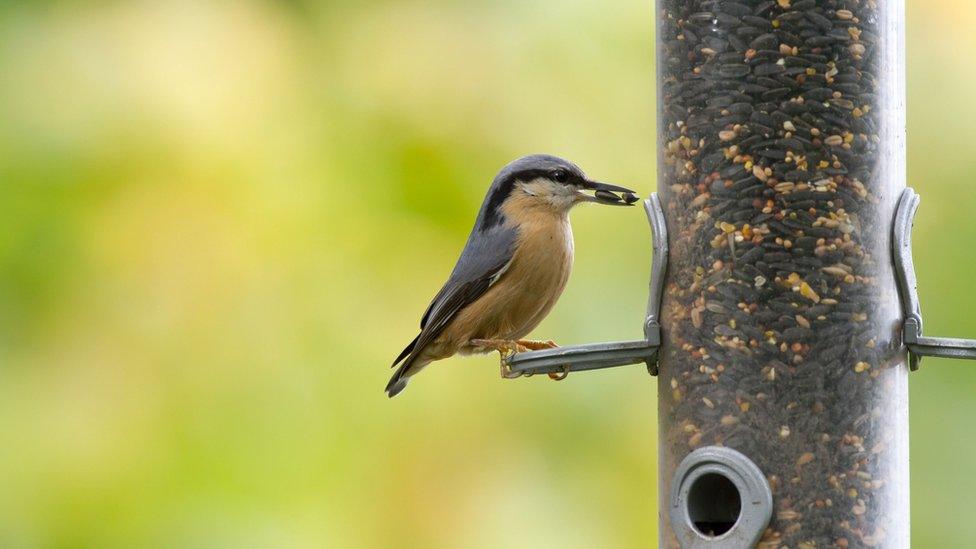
[[687, 472, 741, 537]]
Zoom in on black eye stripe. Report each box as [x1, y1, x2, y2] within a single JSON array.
[[507, 168, 576, 185], [479, 163, 581, 230]]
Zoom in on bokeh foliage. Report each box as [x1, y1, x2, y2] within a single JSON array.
[[0, 0, 972, 546]]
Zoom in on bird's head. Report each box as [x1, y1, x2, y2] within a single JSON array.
[[478, 155, 638, 229]]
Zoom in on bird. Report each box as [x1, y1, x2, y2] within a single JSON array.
[[386, 154, 638, 397]]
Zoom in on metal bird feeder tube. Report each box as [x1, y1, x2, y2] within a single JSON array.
[[655, 0, 909, 546]]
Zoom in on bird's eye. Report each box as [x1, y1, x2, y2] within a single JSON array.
[[551, 170, 569, 183]]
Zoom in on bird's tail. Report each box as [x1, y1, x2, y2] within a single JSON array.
[[387, 356, 432, 398], [385, 360, 412, 398], [387, 334, 422, 398]]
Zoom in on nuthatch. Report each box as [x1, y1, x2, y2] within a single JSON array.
[[386, 154, 638, 397]]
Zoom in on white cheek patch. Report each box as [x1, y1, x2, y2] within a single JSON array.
[[520, 178, 577, 209]]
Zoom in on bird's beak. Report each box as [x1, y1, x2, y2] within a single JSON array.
[[577, 180, 640, 206]]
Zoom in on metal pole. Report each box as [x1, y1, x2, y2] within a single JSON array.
[[655, 0, 908, 546]]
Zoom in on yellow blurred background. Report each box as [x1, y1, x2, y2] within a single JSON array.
[[0, 0, 973, 546]]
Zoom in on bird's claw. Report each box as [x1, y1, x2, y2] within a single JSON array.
[[471, 338, 562, 380], [499, 347, 525, 379], [470, 339, 524, 379], [515, 340, 566, 380], [500, 361, 522, 379], [547, 364, 570, 381]]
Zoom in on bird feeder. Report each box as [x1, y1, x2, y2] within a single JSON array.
[[508, 1, 976, 547]]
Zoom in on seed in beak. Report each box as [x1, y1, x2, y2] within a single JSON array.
[[594, 189, 622, 202]]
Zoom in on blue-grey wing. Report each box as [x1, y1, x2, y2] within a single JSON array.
[[391, 225, 517, 368]]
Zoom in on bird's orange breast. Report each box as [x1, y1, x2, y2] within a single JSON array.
[[435, 202, 574, 354], [490, 212, 574, 338]]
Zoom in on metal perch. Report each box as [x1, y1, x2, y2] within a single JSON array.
[[505, 193, 668, 377]]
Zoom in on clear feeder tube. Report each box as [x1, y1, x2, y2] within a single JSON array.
[[655, 0, 908, 546]]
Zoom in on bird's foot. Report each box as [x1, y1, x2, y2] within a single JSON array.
[[515, 339, 559, 351], [515, 340, 567, 380], [471, 339, 528, 379]]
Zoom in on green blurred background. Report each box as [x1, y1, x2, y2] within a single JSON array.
[[0, 0, 973, 547]]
